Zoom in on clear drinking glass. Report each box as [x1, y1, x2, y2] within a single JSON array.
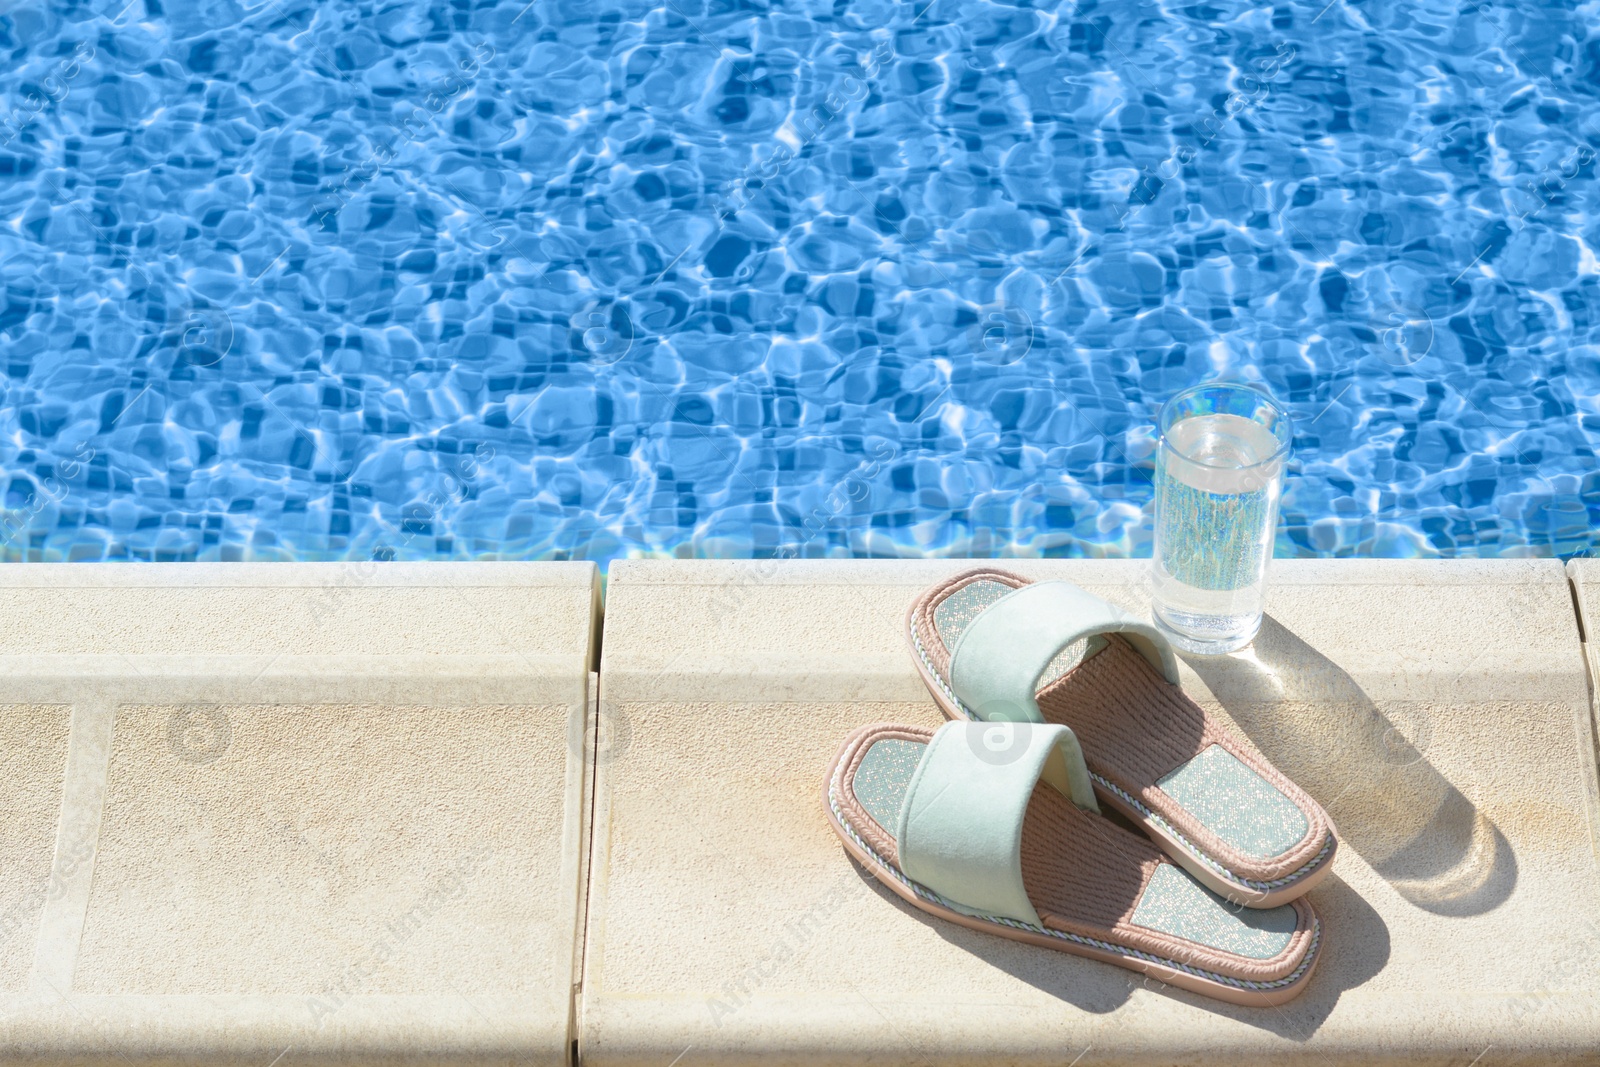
[[1151, 382, 1292, 655]]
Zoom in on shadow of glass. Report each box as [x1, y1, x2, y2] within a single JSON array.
[[1184, 615, 1516, 917]]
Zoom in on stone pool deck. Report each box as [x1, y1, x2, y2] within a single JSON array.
[[2, 559, 1598, 1065], [0, 562, 599, 1067]]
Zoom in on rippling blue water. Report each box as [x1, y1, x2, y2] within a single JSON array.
[[1, 0, 1597, 563]]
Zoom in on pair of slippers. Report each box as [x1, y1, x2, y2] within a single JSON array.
[[823, 569, 1339, 1005]]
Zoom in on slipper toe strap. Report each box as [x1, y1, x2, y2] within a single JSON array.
[[948, 580, 1180, 723], [895, 720, 1097, 928]]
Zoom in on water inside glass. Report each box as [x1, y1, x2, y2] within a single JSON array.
[[1153, 412, 1284, 650]]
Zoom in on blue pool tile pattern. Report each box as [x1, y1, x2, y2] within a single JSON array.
[[0, 0, 1597, 563]]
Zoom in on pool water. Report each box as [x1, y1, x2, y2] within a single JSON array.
[[1, 0, 1597, 563]]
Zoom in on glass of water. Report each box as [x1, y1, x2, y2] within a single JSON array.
[[1151, 382, 1292, 655]]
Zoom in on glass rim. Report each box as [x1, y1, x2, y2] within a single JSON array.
[[1157, 382, 1293, 471]]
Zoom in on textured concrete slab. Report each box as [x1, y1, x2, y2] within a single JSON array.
[[0, 706, 73, 995], [585, 559, 1599, 1066], [0, 562, 598, 1067], [1563, 558, 1600, 866]]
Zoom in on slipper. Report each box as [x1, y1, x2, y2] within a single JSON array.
[[906, 568, 1337, 908], [824, 720, 1322, 1005]]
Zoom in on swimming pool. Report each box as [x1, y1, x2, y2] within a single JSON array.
[[1, 0, 1596, 564]]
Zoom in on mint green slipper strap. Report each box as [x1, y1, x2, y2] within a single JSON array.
[[948, 580, 1180, 723], [895, 720, 1098, 928]]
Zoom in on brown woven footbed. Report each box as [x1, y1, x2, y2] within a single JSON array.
[[832, 723, 1316, 982], [909, 568, 1333, 885]]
